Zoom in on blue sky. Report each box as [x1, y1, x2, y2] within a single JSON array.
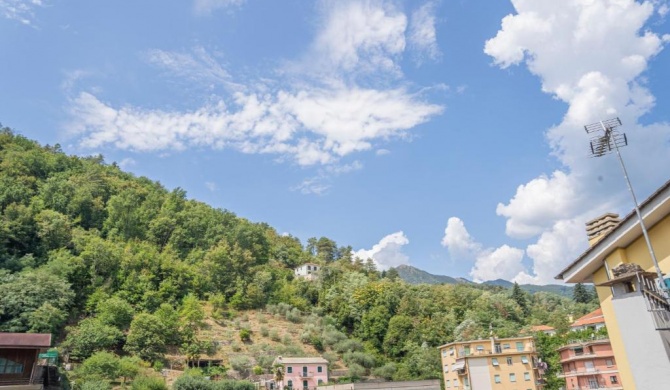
[[2, 0, 670, 284]]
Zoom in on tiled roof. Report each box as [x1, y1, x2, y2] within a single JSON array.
[[276, 357, 329, 365], [571, 308, 605, 328], [530, 325, 555, 331], [0, 332, 52, 348]]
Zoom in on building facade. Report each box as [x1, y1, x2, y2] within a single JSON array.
[[569, 309, 606, 332], [557, 336, 620, 390], [556, 179, 670, 390], [294, 263, 321, 281], [438, 336, 544, 390], [273, 356, 329, 390], [0, 333, 52, 389]]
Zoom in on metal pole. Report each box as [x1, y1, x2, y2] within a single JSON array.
[[600, 121, 667, 295]]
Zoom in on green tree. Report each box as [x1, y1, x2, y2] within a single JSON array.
[[383, 315, 414, 357], [511, 282, 529, 315], [573, 283, 592, 304], [124, 313, 167, 362], [76, 351, 121, 382], [97, 296, 134, 330], [63, 318, 124, 360]]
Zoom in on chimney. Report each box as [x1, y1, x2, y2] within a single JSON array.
[[585, 213, 620, 246]]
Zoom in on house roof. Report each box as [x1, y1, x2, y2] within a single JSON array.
[[0, 333, 52, 348], [275, 357, 329, 365], [570, 308, 605, 328], [530, 325, 555, 332], [556, 178, 670, 283]]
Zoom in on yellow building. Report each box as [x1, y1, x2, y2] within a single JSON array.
[[438, 336, 544, 390], [556, 179, 670, 390]]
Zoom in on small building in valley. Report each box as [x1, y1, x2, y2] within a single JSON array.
[[557, 335, 620, 390], [0, 333, 52, 389], [294, 263, 321, 281], [273, 356, 329, 390]]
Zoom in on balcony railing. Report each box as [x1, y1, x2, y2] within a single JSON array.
[[639, 274, 670, 331]]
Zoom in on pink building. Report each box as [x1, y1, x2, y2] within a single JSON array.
[[273, 356, 329, 390], [557, 337, 621, 389]]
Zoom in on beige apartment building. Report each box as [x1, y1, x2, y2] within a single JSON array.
[[438, 336, 545, 390]]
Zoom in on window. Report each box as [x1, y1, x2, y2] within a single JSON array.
[[302, 366, 308, 375], [503, 343, 511, 349], [507, 357, 513, 365], [494, 343, 502, 353], [307, 265, 311, 270], [524, 372, 531, 381], [494, 375, 501, 384], [287, 367, 293, 373], [449, 348, 454, 356], [464, 346, 471, 355], [445, 379, 451, 388], [444, 364, 449, 373], [606, 359, 613, 367], [317, 366, 322, 373], [0, 358, 24, 374], [516, 341, 524, 351], [574, 347, 584, 356], [492, 358, 499, 366], [509, 373, 516, 382], [318, 380, 323, 385], [521, 355, 529, 364], [476, 345, 484, 352], [303, 380, 308, 389], [287, 380, 293, 389], [610, 376, 618, 384], [442, 349, 447, 357]]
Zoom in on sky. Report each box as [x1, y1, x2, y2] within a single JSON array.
[[2, 0, 670, 284]]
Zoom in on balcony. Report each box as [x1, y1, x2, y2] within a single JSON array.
[[298, 371, 315, 378], [557, 368, 618, 378]]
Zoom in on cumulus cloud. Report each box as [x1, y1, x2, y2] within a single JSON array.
[[194, 0, 245, 15], [409, 1, 441, 64], [479, 0, 670, 283], [1, 0, 43, 25], [118, 157, 136, 169], [67, 1, 444, 175], [353, 231, 410, 270], [441, 217, 482, 256], [441, 217, 526, 283]]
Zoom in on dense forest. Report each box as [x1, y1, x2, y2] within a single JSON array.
[[0, 128, 597, 389]]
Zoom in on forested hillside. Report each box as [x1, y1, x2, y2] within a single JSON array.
[[0, 128, 597, 389]]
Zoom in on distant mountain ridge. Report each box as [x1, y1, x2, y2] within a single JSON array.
[[393, 265, 573, 297]]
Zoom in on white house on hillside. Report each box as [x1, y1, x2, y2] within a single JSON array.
[[294, 263, 320, 280]]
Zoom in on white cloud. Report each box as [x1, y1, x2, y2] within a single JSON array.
[[306, 0, 408, 78], [353, 231, 410, 270], [193, 0, 245, 15], [291, 177, 331, 196], [441, 217, 527, 283], [1, 0, 43, 25], [67, 1, 444, 175], [118, 157, 136, 169], [481, 0, 670, 283], [291, 161, 363, 196], [205, 181, 217, 192], [375, 148, 390, 156], [409, 1, 441, 64], [471, 245, 526, 283], [441, 217, 482, 256], [68, 87, 440, 166], [144, 47, 238, 89]]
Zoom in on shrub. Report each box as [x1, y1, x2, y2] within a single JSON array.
[[257, 313, 268, 324], [239, 329, 251, 342], [270, 330, 280, 342], [322, 329, 347, 347], [372, 363, 397, 381], [79, 381, 111, 390], [229, 355, 253, 377], [131, 375, 168, 390], [260, 326, 269, 337], [334, 339, 363, 354], [282, 334, 292, 345], [172, 375, 213, 390], [231, 341, 242, 352], [286, 308, 301, 323], [343, 352, 375, 369], [252, 365, 263, 375]]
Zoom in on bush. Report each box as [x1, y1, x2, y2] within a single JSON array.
[[343, 352, 375, 369], [282, 334, 292, 345], [372, 363, 396, 381], [322, 329, 347, 347], [229, 355, 253, 377], [260, 326, 269, 337], [334, 339, 363, 354], [347, 363, 366, 380], [286, 308, 301, 323], [79, 380, 111, 390], [172, 375, 213, 390], [252, 365, 263, 375], [270, 330, 280, 342], [239, 329, 251, 342], [131, 375, 168, 390]]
